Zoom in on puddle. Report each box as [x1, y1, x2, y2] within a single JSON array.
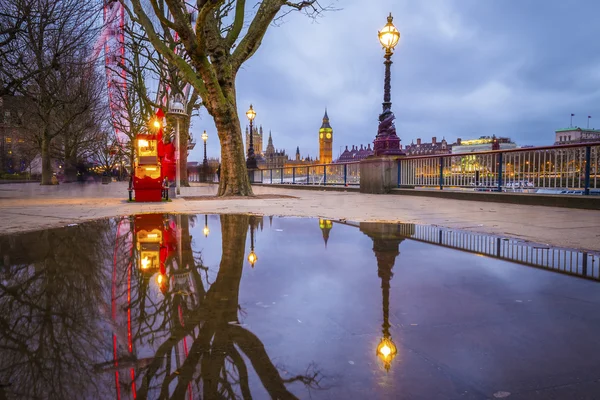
[[0, 214, 599, 399]]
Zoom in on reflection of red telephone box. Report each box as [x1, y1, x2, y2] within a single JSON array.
[[134, 214, 170, 293], [133, 109, 164, 202]]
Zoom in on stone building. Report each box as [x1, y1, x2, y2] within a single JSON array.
[[554, 127, 600, 144], [336, 144, 373, 162], [0, 95, 38, 174], [245, 124, 264, 157], [403, 137, 451, 156]]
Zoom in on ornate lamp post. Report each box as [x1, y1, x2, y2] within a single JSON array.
[[246, 104, 258, 170], [168, 94, 187, 195], [203, 214, 210, 237], [202, 130, 208, 168], [247, 222, 258, 267], [374, 13, 404, 156]]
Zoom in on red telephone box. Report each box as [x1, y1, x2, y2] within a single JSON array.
[[133, 110, 164, 202]]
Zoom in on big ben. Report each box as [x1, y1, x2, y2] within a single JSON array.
[[319, 109, 333, 164]]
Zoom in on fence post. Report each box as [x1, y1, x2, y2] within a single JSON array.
[[323, 165, 327, 185], [343, 164, 347, 186], [584, 146, 591, 195], [497, 152, 503, 192], [281, 168, 284, 184], [261, 169, 263, 183], [307, 168, 310, 184], [439, 157, 444, 190], [293, 167, 296, 184], [270, 169, 273, 184], [397, 159, 401, 188]]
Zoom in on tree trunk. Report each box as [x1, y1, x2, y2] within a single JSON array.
[[212, 103, 252, 197], [40, 136, 53, 185], [179, 116, 190, 187], [64, 153, 77, 183]]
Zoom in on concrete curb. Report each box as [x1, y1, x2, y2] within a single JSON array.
[[390, 188, 600, 210]]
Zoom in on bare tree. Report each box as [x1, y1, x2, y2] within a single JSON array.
[[0, 0, 101, 184], [124, 0, 330, 196]]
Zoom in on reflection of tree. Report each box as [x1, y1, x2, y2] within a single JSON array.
[[0, 220, 114, 399], [134, 214, 322, 400]]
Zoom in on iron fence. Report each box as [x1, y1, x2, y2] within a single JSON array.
[[252, 162, 360, 186], [398, 142, 600, 195], [393, 223, 600, 280]]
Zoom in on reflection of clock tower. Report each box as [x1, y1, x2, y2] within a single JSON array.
[[319, 109, 333, 164]]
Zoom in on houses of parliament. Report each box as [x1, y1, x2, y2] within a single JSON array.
[[244, 109, 371, 169]]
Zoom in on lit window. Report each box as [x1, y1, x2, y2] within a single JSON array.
[[5, 137, 11, 143]]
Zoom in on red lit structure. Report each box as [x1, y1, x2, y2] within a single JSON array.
[[132, 109, 176, 202]]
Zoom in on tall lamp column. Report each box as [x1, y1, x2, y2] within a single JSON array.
[[201, 130, 208, 181], [246, 104, 257, 170], [168, 94, 187, 195], [373, 13, 404, 156]]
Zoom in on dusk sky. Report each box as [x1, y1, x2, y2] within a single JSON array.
[[188, 0, 600, 162]]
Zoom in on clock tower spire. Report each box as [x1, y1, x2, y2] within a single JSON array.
[[319, 109, 333, 164]]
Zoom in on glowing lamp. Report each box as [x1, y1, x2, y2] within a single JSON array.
[[378, 13, 400, 52], [203, 225, 210, 237], [248, 250, 258, 267], [246, 104, 256, 121], [202, 130, 208, 143], [376, 336, 397, 371], [152, 119, 161, 129]]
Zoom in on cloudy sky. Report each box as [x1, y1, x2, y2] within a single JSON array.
[[188, 0, 600, 162]]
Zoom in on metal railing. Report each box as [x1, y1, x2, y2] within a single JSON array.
[[252, 162, 360, 186], [394, 223, 600, 280], [398, 142, 600, 195]]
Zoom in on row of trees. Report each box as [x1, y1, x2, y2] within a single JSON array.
[[1, 0, 330, 193], [0, 0, 110, 184]]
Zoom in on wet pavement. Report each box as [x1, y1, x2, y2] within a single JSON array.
[[1, 214, 600, 400]]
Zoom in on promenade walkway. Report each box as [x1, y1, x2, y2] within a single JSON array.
[[1, 182, 599, 251]]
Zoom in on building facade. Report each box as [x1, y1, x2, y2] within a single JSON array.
[[0, 96, 35, 174], [245, 124, 264, 157], [451, 136, 517, 154], [555, 127, 600, 144], [336, 144, 373, 162], [403, 137, 451, 156]]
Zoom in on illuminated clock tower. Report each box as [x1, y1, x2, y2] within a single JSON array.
[[319, 109, 333, 164]]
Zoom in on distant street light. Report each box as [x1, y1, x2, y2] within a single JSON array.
[[202, 130, 209, 169], [247, 222, 258, 267], [373, 13, 403, 156], [246, 104, 257, 170], [203, 214, 210, 237]]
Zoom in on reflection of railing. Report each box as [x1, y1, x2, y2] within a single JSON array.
[[395, 223, 600, 280], [252, 162, 361, 186], [398, 142, 600, 195]]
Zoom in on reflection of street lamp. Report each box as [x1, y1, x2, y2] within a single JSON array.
[[203, 214, 210, 237], [202, 130, 208, 169], [377, 336, 397, 371], [246, 104, 257, 170], [248, 222, 258, 267], [373, 13, 403, 156]]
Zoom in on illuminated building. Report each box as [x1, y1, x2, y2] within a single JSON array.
[[319, 109, 333, 164], [555, 127, 600, 144], [403, 137, 451, 156], [451, 136, 517, 154]]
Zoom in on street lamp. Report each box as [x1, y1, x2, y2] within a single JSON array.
[[373, 13, 403, 156], [203, 214, 209, 237], [168, 93, 187, 195], [202, 130, 208, 168], [246, 104, 257, 170], [247, 222, 258, 267]]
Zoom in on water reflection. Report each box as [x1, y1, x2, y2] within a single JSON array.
[[0, 221, 114, 399], [0, 215, 324, 399], [360, 223, 415, 371]]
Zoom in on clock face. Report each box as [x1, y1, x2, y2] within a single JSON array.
[[320, 133, 323, 139], [326, 133, 332, 139]]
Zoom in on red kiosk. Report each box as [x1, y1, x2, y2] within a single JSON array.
[[132, 109, 176, 202]]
